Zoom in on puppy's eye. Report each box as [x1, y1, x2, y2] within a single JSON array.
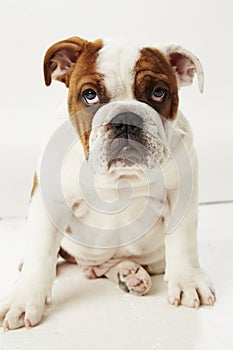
[[82, 89, 100, 105], [152, 88, 167, 103]]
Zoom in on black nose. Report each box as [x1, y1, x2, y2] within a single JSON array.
[[110, 112, 143, 136]]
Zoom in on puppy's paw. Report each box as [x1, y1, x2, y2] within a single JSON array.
[[0, 283, 51, 331], [117, 261, 152, 296], [166, 268, 216, 308]]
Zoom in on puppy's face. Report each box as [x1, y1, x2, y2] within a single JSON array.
[[44, 37, 203, 171]]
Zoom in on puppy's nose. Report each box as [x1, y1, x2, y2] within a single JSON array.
[[110, 112, 143, 135]]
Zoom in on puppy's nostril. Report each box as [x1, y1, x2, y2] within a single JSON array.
[[129, 124, 140, 131], [114, 123, 125, 131]]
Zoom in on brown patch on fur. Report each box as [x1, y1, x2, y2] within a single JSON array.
[[66, 225, 72, 234], [59, 247, 77, 264], [134, 48, 179, 120], [68, 39, 110, 158], [30, 173, 38, 198], [44, 37, 109, 158], [72, 202, 79, 211], [18, 261, 23, 272]]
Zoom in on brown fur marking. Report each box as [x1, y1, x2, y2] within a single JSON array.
[[66, 225, 72, 234], [68, 39, 109, 157], [44, 37, 107, 158], [134, 48, 179, 120], [59, 247, 77, 264], [30, 173, 38, 198]]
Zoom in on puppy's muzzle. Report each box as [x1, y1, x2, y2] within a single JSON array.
[[89, 101, 167, 170]]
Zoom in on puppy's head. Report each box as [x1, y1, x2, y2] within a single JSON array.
[[44, 37, 203, 171]]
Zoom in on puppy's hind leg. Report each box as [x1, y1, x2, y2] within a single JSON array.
[[105, 260, 152, 296]]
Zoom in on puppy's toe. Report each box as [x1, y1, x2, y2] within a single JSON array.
[[24, 302, 46, 328], [3, 306, 25, 330]]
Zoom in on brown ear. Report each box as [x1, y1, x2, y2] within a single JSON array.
[[43, 37, 89, 87], [163, 45, 204, 93]]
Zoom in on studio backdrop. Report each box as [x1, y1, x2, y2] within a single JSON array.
[[0, 0, 232, 217]]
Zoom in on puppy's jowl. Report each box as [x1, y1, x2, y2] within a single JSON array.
[[0, 37, 215, 330]]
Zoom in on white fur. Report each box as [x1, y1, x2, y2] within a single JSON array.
[[96, 39, 141, 101]]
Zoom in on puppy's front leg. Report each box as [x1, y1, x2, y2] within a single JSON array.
[[0, 189, 62, 330], [165, 178, 216, 308]]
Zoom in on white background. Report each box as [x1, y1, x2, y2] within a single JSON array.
[[0, 0, 233, 217]]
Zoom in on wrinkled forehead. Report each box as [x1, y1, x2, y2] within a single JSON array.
[[95, 39, 171, 100]]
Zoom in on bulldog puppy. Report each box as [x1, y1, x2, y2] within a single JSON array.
[[0, 37, 215, 330]]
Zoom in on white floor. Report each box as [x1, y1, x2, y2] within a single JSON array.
[[0, 203, 233, 350]]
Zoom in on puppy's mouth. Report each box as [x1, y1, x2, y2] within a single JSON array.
[[107, 137, 150, 168]]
